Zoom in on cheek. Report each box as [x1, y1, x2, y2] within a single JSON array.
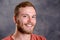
[[34, 20, 36, 24], [32, 19, 36, 25], [20, 18, 27, 24]]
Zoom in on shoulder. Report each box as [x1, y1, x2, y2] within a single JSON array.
[[2, 35, 12, 40], [31, 34, 46, 40]]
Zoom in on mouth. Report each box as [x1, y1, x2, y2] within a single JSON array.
[[25, 23, 33, 28], [26, 24, 32, 27]]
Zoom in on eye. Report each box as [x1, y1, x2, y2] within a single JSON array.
[[32, 16, 36, 18], [23, 15, 27, 17]]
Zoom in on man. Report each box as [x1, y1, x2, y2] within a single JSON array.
[[2, 1, 46, 40]]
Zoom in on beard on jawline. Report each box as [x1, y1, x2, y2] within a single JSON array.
[[17, 20, 33, 34], [17, 25, 33, 34]]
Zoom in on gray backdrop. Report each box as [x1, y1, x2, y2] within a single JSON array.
[[0, 0, 60, 40]]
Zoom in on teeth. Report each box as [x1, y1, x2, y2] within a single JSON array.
[[27, 24, 32, 27]]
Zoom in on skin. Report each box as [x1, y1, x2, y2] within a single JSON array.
[[13, 6, 36, 40]]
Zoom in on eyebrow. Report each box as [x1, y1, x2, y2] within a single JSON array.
[[21, 14, 28, 15]]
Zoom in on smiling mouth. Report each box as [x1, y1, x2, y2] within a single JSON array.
[[25, 23, 33, 27], [27, 24, 32, 26]]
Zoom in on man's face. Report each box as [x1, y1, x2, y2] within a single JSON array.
[[15, 7, 36, 34]]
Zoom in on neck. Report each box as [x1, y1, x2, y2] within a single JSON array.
[[12, 28, 31, 40]]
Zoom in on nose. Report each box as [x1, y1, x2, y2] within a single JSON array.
[[28, 17, 32, 23]]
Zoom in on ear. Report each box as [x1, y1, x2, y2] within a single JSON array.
[[13, 16, 17, 23]]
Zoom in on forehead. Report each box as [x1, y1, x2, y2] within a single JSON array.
[[19, 7, 36, 15]]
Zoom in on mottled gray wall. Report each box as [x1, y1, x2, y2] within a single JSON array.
[[0, 0, 60, 40]]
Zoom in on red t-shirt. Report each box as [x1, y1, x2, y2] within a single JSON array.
[[2, 34, 46, 40]]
